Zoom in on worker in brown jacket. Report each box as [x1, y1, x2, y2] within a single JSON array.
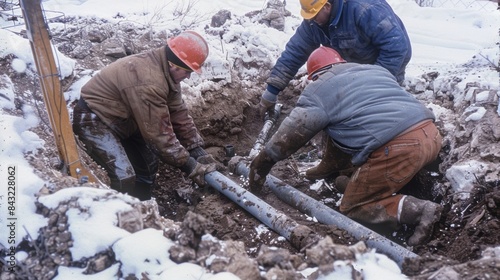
[[73, 31, 216, 201]]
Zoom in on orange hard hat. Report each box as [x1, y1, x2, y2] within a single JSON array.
[[307, 46, 346, 80], [300, 0, 328, 20], [167, 31, 209, 74]]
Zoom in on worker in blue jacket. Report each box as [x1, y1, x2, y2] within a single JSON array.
[[262, 0, 411, 110], [260, 0, 412, 180]]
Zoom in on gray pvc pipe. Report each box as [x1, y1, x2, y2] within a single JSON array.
[[204, 170, 316, 249], [234, 162, 418, 268], [248, 103, 282, 159]]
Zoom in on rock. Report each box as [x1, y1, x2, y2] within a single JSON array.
[[141, 199, 172, 229], [264, 267, 303, 280], [71, 40, 93, 59], [305, 236, 359, 266], [211, 10, 231, 27], [176, 211, 214, 248], [197, 238, 260, 279], [84, 28, 109, 43], [117, 207, 144, 233], [84, 253, 114, 274], [257, 245, 293, 269], [102, 38, 126, 58], [168, 245, 197, 263], [258, 0, 288, 31]]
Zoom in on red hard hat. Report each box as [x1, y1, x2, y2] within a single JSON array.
[[307, 46, 346, 80], [167, 31, 209, 74]]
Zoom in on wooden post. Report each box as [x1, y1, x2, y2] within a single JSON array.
[[20, 0, 97, 183]]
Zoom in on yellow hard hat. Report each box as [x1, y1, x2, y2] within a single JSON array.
[[300, 0, 328, 20]]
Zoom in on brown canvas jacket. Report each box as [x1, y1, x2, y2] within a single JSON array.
[[81, 46, 204, 167]]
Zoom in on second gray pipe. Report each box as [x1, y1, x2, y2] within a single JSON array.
[[233, 160, 418, 268]]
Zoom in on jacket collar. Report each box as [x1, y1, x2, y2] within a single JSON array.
[[329, 0, 344, 26], [307, 0, 344, 29], [328, 62, 358, 75], [160, 45, 180, 92]]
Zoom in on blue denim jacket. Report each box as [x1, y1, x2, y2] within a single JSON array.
[[266, 0, 412, 93]]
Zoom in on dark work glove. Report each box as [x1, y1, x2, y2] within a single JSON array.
[[180, 157, 217, 187], [190, 147, 226, 172], [190, 147, 226, 173], [188, 161, 217, 187], [248, 150, 276, 194], [189, 147, 208, 160], [197, 154, 216, 164], [259, 89, 277, 120], [180, 157, 198, 174], [197, 153, 227, 173]]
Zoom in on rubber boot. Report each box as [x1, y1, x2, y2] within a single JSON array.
[[132, 174, 156, 201], [130, 181, 153, 201], [305, 138, 352, 180], [110, 175, 153, 201], [110, 176, 136, 196], [399, 196, 443, 246]]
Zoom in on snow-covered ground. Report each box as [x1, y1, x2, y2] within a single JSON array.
[[0, 0, 499, 279]]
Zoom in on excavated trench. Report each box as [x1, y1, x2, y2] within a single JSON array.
[[152, 84, 447, 270]]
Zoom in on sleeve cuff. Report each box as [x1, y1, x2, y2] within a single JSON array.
[[266, 84, 280, 95]]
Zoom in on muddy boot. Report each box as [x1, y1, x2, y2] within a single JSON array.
[[334, 175, 350, 194], [128, 175, 155, 201], [130, 183, 153, 201], [305, 138, 351, 180], [399, 196, 443, 246], [110, 176, 136, 195]]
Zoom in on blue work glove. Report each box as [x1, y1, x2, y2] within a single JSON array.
[[259, 89, 278, 120], [248, 150, 276, 194]]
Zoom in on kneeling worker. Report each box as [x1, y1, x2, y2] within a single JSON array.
[[73, 31, 216, 201], [248, 46, 443, 246]]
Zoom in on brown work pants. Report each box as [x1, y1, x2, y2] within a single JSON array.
[[339, 120, 442, 228]]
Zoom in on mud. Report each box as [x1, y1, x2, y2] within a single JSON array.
[[152, 82, 500, 278]]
